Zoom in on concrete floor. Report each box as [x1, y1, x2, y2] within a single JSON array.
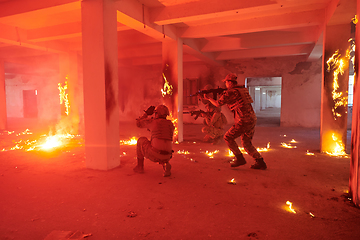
[[1, 118, 359, 240]]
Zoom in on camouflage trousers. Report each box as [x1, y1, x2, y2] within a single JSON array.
[[224, 120, 262, 159], [137, 137, 172, 164], [202, 126, 224, 139]]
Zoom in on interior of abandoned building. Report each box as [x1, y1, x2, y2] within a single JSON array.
[[1, 1, 360, 238]]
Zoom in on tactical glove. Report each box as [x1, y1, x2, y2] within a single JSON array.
[[144, 105, 155, 115]]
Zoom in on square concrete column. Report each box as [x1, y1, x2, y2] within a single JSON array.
[[162, 39, 183, 142], [350, 2, 360, 207], [320, 23, 351, 154], [0, 60, 6, 130], [81, 0, 120, 170], [58, 52, 82, 135]]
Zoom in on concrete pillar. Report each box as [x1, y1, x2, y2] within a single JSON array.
[[0, 60, 6, 130], [58, 52, 82, 135], [81, 0, 120, 170], [320, 23, 351, 154], [350, 3, 360, 207], [162, 39, 183, 142]]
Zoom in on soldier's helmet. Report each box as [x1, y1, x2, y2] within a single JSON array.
[[154, 105, 170, 118], [222, 73, 237, 82]]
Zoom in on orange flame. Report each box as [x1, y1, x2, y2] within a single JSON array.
[[58, 77, 70, 116], [326, 48, 351, 119], [325, 132, 347, 157], [120, 137, 137, 145], [286, 201, 296, 213], [161, 73, 173, 97]]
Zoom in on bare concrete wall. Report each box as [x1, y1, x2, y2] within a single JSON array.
[[281, 60, 322, 128]]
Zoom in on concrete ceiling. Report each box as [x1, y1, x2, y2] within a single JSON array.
[[0, 0, 356, 69]]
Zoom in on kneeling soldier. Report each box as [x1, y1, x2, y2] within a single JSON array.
[[133, 104, 175, 177]]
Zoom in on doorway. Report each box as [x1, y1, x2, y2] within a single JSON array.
[[23, 90, 38, 118]]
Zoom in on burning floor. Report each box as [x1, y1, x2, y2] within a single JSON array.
[[0, 123, 359, 240]]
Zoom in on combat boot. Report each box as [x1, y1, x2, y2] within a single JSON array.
[[230, 154, 247, 167], [133, 158, 144, 173], [162, 162, 171, 177], [250, 158, 267, 170]]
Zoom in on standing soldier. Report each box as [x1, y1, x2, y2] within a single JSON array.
[[133, 104, 175, 177], [203, 73, 267, 170]]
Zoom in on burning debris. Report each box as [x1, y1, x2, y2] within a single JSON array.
[[228, 178, 236, 185], [1, 129, 80, 152], [306, 150, 315, 156], [286, 201, 296, 214], [120, 137, 137, 145], [281, 142, 297, 149], [205, 150, 219, 158], [227, 143, 270, 157]]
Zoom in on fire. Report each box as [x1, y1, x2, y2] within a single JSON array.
[[286, 201, 296, 213], [205, 150, 219, 158], [168, 111, 178, 139], [281, 142, 297, 148], [228, 178, 236, 185], [306, 150, 315, 155], [177, 150, 190, 154], [58, 77, 70, 116], [120, 137, 137, 145], [326, 47, 352, 119], [290, 139, 296, 143], [325, 132, 347, 157], [161, 72, 173, 97], [3, 130, 76, 152], [227, 143, 270, 156]]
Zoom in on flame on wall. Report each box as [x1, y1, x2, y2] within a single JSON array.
[[58, 76, 70, 116], [161, 72, 173, 97], [168, 111, 178, 140], [324, 132, 347, 157], [326, 37, 354, 120]]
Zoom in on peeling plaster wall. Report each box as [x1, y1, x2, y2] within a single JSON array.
[[281, 60, 322, 128]]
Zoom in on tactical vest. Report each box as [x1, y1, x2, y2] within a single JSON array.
[[151, 118, 174, 141]]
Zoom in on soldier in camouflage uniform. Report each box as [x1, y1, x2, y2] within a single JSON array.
[[133, 104, 175, 177], [199, 103, 227, 145], [204, 73, 267, 170]]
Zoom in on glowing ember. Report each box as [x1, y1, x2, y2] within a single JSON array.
[[205, 150, 219, 158], [281, 142, 297, 148], [227, 143, 270, 157], [120, 137, 137, 145], [286, 201, 296, 213], [228, 178, 236, 185], [161, 72, 173, 97], [306, 150, 315, 156], [290, 139, 296, 143], [58, 77, 70, 116], [177, 150, 190, 154], [309, 212, 315, 218]]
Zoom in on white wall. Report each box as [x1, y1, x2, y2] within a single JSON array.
[[281, 60, 322, 128]]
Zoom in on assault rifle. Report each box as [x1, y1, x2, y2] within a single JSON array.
[[183, 110, 207, 120], [189, 86, 226, 100]]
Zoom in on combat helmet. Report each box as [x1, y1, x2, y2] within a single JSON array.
[[155, 105, 170, 118]]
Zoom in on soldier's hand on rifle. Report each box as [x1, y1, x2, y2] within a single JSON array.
[[144, 105, 155, 115]]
